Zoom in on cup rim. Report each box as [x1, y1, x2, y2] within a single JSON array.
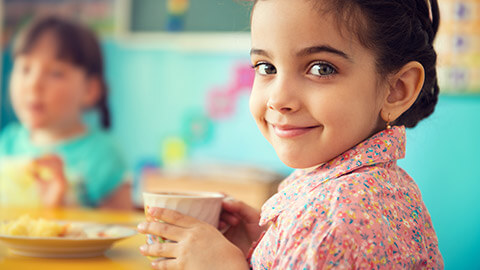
[[143, 191, 224, 199]]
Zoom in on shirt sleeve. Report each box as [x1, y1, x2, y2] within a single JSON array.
[[75, 133, 127, 207], [0, 122, 21, 155], [82, 150, 126, 207]]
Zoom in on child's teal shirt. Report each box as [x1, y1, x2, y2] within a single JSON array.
[[0, 122, 126, 207]]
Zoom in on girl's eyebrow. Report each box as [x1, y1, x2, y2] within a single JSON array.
[[297, 45, 352, 62], [250, 48, 270, 58], [250, 45, 352, 62]]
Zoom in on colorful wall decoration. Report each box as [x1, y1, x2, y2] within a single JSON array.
[[127, 0, 251, 32], [166, 0, 189, 32], [157, 62, 254, 169], [145, 61, 255, 171], [436, 0, 480, 93], [207, 64, 254, 119]]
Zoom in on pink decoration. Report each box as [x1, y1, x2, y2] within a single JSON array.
[[206, 62, 255, 119], [231, 64, 255, 93], [207, 88, 236, 120]]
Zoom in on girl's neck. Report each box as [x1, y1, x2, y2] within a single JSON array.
[[30, 121, 87, 146]]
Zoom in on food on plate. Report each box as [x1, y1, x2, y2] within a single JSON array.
[[0, 214, 124, 238], [0, 214, 66, 237]]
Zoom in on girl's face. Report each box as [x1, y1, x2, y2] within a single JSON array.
[[10, 31, 92, 131], [249, 0, 388, 169]]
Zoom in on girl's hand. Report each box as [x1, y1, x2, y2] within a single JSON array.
[[31, 155, 67, 207], [137, 207, 249, 270], [219, 197, 267, 256]]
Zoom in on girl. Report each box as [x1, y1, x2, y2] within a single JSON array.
[[137, 0, 444, 268], [0, 16, 130, 209]]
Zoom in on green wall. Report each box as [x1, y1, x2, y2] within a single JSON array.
[[130, 0, 251, 32]]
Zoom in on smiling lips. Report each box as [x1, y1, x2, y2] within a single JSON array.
[[270, 123, 321, 138], [28, 103, 45, 114]]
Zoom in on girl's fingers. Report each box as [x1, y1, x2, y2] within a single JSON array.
[[137, 221, 185, 242], [151, 258, 178, 270], [32, 155, 66, 184], [218, 221, 227, 231], [222, 199, 260, 224], [140, 242, 178, 258], [220, 212, 240, 226], [148, 207, 200, 228], [34, 155, 63, 169]]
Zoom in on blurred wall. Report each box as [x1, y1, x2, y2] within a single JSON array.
[[102, 39, 285, 173]]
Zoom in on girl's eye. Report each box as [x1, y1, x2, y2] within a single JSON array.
[[253, 62, 277, 75], [309, 62, 337, 77]]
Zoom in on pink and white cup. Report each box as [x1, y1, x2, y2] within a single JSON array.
[[142, 191, 224, 259]]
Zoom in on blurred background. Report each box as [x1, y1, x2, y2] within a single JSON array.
[[0, 0, 479, 268]]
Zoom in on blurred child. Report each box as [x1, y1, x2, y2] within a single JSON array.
[[137, 0, 444, 269], [0, 16, 130, 209]]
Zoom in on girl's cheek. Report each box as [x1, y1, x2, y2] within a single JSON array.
[[249, 93, 264, 122], [9, 72, 22, 90], [248, 89, 259, 116], [249, 81, 268, 113], [9, 78, 24, 106]]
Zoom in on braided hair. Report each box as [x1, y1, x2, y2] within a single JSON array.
[[13, 16, 111, 129], [341, 0, 441, 128]]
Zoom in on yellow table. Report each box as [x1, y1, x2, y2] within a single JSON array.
[[0, 207, 152, 270]]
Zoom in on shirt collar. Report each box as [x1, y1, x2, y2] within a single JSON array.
[[260, 126, 406, 226]]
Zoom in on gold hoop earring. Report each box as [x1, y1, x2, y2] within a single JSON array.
[[386, 113, 392, 129]]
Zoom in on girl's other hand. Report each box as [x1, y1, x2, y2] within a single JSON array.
[[137, 207, 249, 270], [31, 154, 67, 207], [219, 197, 266, 256]]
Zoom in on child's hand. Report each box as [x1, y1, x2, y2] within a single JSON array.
[[219, 197, 267, 256], [31, 155, 67, 207], [137, 207, 249, 270]]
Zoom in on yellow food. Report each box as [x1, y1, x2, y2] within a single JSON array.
[[0, 158, 54, 207], [0, 214, 66, 237]]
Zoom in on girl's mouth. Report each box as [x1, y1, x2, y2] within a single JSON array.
[[270, 123, 321, 138], [28, 103, 45, 113]]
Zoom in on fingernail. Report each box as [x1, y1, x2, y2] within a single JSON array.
[[137, 222, 147, 231], [151, 261, 157, 268], [224, 196, 236, 202], [148, 207, 156, 215], [139, 245, 147, 252]]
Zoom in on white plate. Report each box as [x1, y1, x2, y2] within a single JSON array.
[[0, 222, 137, 258]]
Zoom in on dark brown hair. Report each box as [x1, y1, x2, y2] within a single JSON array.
[[13, 16, 111, 129], [252, 0, 440, 128]]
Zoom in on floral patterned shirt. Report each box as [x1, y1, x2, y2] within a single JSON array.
[[250, 126, 443, 269]]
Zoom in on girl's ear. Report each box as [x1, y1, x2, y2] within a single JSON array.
[[380, 61, 425, 123], [82, 76, 102, 109]]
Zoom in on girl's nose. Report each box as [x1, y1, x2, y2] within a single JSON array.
[[26, 71, 44, 94], [267, 101, 293, 113], [267, 76, 300, 114]]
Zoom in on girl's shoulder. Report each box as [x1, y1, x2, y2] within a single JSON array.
[[56, 128, 125, 169], [0, 122, 26, 140], [277, 164, 419, 228], [0, 122, 31, 155], [61, 128, 120, 152]]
